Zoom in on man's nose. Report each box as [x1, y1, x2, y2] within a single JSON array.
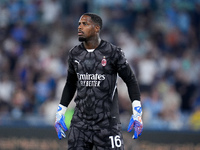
[[78, 24, 82, 29]]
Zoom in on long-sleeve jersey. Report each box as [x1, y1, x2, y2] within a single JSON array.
[[60, 40, 140, 130]]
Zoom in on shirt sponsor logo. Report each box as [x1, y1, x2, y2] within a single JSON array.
[[77, 73, 105, 87]]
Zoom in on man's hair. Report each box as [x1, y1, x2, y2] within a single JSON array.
[[83, 13, 103, 29]]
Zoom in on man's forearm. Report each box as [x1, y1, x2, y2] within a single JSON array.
[[118, 64, 141, 102], [60, 72, 77, 106]]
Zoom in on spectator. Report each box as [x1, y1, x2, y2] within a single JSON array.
[[138, 51, 158, 93], [161, 85, 182, 130], [142, 89, 164, 129], [41, 0, 61, 25], [0, 74, 14, 106]]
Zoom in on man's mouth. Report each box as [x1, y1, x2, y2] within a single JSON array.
[[78, 31, 84, 36]]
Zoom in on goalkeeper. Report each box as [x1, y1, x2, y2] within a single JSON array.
[[55, 13, 143, 150]]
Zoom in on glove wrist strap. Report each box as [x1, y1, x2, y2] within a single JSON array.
[[132, 100, 142, 116], [57, 104, 67, 115]]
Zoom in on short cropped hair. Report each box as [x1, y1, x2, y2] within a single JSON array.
[[83, 13, 103, 29]]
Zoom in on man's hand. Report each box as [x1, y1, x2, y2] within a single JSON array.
[[55, 113, 68, 139], [55, 104, 68, 140], [127, 101, 143, 139], [127, 114, 143, 139]]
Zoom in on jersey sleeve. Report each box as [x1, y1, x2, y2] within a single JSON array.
[[115, 48, 141, 102], [60, 51, 78, 107]]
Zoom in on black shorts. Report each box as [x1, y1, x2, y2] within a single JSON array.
[[67, 124, 124, 150]]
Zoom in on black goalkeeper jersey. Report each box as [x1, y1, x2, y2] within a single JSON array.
[[60, 40, 140, 130]]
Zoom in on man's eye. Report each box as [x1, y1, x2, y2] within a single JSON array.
[[78, 22, 88, 26]]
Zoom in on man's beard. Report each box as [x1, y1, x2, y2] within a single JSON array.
[[79, 37, 86, 42]]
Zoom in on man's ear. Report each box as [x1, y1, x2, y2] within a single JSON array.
[[95, 25, 100, 33]]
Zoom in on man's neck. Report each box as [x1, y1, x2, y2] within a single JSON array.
[[83, 37, 101, 49]]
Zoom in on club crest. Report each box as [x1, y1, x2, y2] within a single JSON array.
[[101, 56, 107, 66]]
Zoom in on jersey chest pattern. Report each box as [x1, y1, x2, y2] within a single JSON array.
[[74, 52, 114, 87], [69, 41, 122, 126]]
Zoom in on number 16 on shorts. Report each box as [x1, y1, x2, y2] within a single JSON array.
[[109, 135, 122, 148]]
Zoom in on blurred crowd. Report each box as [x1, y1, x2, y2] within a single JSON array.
[[0, 0, 200, 130]]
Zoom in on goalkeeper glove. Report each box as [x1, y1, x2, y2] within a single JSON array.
[[55, 104, 68, 140], [127, 100, 143, 139]]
